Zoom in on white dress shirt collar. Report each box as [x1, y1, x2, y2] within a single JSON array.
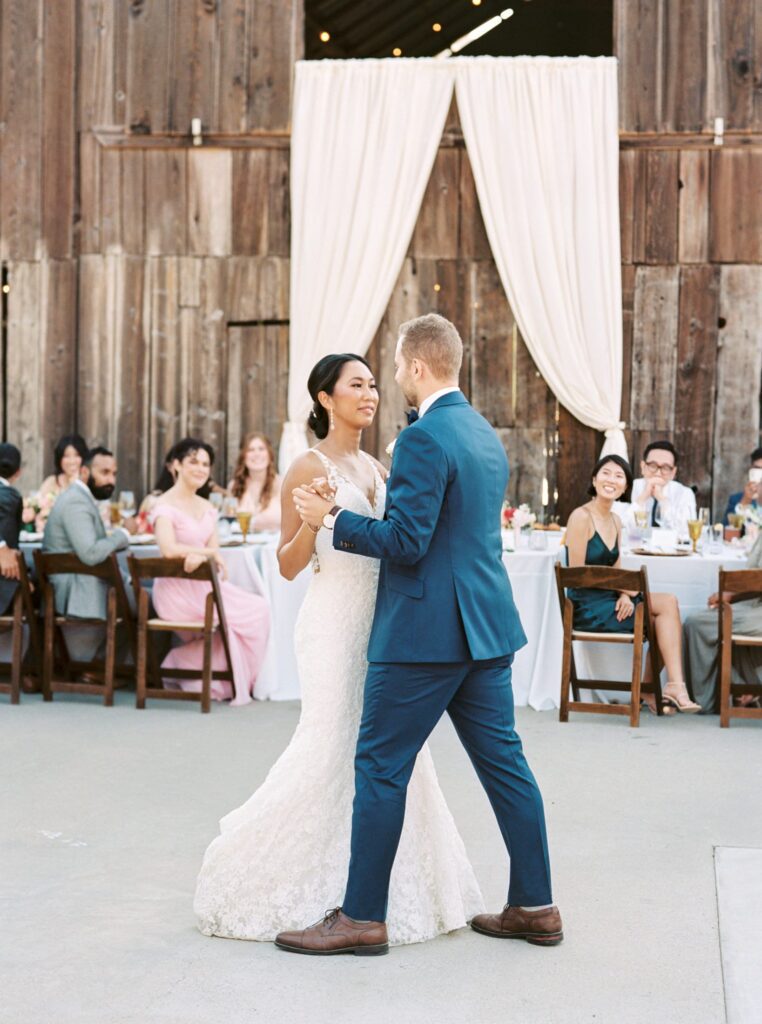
[[418, 386, 461, 419], [0, 477, 9, 486]]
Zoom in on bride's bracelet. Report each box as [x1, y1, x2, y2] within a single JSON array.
[[304, 521, 320, 535]]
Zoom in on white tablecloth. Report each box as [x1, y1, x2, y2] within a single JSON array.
[[13, 537, 750, 708]]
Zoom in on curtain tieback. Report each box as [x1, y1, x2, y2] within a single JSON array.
[[604, 421, 626, 438]]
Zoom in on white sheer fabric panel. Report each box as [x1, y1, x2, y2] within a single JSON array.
[[280, 59, 454, 471], [455, 57, 627, 458]]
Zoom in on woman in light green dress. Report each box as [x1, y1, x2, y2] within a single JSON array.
[[684, 533, 762, 712]]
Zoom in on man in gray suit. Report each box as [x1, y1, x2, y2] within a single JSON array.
[[42, 446, 137, 659], [0, 443, 24, 616]]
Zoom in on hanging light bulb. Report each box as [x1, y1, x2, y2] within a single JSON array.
[[392, 47, 402, 56], [432, 22, 442, 31], [319, 30, 330, 42]]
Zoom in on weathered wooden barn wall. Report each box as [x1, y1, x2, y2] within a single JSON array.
[[0, 0, 300, 490], [1, 0, 761, 521], [615, 0, 762, 521]]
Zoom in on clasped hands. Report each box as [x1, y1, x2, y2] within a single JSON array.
[[183, 550, 228, 580], [293, 477, 336, 530]]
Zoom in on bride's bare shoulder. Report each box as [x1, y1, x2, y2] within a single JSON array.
[[281, 450, 328, 489]]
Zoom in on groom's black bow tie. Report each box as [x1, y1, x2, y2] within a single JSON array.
[[406, 409, 419, 425]]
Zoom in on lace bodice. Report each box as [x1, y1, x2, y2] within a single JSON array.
[[309, 448, 385, 577]]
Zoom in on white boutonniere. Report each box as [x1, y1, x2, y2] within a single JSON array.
[[385, 437, 397, 458]]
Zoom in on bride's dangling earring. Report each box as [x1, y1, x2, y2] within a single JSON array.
[[329, 408, 335, 431]]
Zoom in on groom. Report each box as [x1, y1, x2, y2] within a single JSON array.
[[281, 313, 561, 955]]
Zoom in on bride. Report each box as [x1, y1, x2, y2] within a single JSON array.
[[194, 353, 484, 944]]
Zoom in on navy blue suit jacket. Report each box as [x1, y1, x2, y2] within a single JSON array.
[[333, 392, 527, 663]]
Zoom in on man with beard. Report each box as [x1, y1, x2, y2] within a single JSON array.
[[42, 446, 137, 661]]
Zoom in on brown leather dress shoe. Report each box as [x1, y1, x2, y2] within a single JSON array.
[[275, 908, 389, 956], [471, 905, 563, 946]]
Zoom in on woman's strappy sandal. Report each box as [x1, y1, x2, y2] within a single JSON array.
[[662, 683, 701, 714]]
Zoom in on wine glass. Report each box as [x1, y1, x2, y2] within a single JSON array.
[[698, 507, 710, 526], [110, 500, 122, 526], [236, 510, 253, 543], [729, 512, 745, 531], [209, 491, 223, 514], [687, 519, 702, 554], [118, 490, 136, 517]]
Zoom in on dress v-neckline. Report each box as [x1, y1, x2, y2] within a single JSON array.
[[313, 449, 380, 513]]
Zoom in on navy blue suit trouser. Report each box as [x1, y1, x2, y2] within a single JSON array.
[[342, 655, 553, 922]]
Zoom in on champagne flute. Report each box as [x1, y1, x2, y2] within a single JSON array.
[[209, 491, 224, 514], [687, 518, 702, 554], [729, 512, 745, 531], [236, 510, 253, 543], [698, 507, 710, 526], [633, 508, 649, 532]]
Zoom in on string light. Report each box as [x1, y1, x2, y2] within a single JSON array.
[[1, 284, 9, 294], [432, 22, 442, 31], [392, 47, 402, 56], [472, 0, 482, 5], [433, 283, 441, 292], [319, 30, 330, 42]]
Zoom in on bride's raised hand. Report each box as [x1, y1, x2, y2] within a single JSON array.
[[293, 485, 331, 530], [306, 476, 336, 503]]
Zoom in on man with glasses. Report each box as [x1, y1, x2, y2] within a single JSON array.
[[615, 440, 696, 535]]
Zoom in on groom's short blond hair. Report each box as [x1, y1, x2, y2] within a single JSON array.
[[398, 313, 463, 381]]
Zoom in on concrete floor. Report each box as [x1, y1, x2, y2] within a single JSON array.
[[2, 695, 761, 1024]]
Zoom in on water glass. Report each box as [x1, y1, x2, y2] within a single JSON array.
[[529, 530, 547, 551]]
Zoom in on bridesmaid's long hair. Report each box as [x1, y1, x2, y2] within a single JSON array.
[[231, 432, 276, 507], [307, 353, 373, 439]]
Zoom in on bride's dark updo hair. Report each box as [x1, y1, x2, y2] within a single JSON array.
[[307, 353, 373, 440]]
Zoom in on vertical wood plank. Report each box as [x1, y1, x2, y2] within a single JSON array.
[[661, 0, 708, 130], [231, 150, 270, 256], [78, 0, 116, 129], [77, 255, 112, 449], [120, 151, 146, 254], [218, 0, 248, 132], [41, 0, 76, 259], [147, 257, 184, 479], [112, 258, 148, 492], [709, 150, 762, 263], [614, 0, 664, 131], [678, 150, 710, 263], [712, 266, 762, 520], [126, 0, 172, 132], [719, 0, 755, 130], [0, 0, 43, 259], [188, 149, 232, 255], [674, 265, 720, 506], [555, 408, 601, 525], [78, 132, 102, 254], [5, 262, 42, 485], [409, 149, 460, 260], [41, 260, 78, 458], [644, 150, 679, 264], [188, 258, 228, 469], [246, 0, 300, 131], [459, 149, 491, 261], [630, 266, 680, 431], [169, 0, 220, 133], [145, 150, 188, 255]]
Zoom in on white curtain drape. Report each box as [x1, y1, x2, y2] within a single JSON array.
[[280, 59, 454, 470], [455, 57, 626, 458]]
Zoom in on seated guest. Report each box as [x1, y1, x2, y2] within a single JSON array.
[[723, 446, 762, 526], [227, 432, 282, 531], [138, 440, 219, 523], [0, 443, 24, 615], [39, 433, 89, 497], [614, 440, 696, 536], [42, 446, 137, 660], [566, 454, 700, 713], [151, 437, 270, 705], [684, 531, 762, 712]]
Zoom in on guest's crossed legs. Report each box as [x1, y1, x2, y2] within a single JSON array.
[[342, 655, 553, 923]]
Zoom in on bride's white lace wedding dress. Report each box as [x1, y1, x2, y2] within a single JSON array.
[[194, 449, 484, 944]]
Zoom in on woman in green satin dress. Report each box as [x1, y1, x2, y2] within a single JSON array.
[[565, 454, 700, 714]]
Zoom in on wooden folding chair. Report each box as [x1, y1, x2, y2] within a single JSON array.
[[717, 568, 762, 728], [128, 555, 235, 713], [555, 564, 663, 728], [0, 553, 40, 703], [33, 551, 135, 706]]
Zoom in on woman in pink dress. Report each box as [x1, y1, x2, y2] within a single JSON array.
[[151, 438, 270, 705]]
